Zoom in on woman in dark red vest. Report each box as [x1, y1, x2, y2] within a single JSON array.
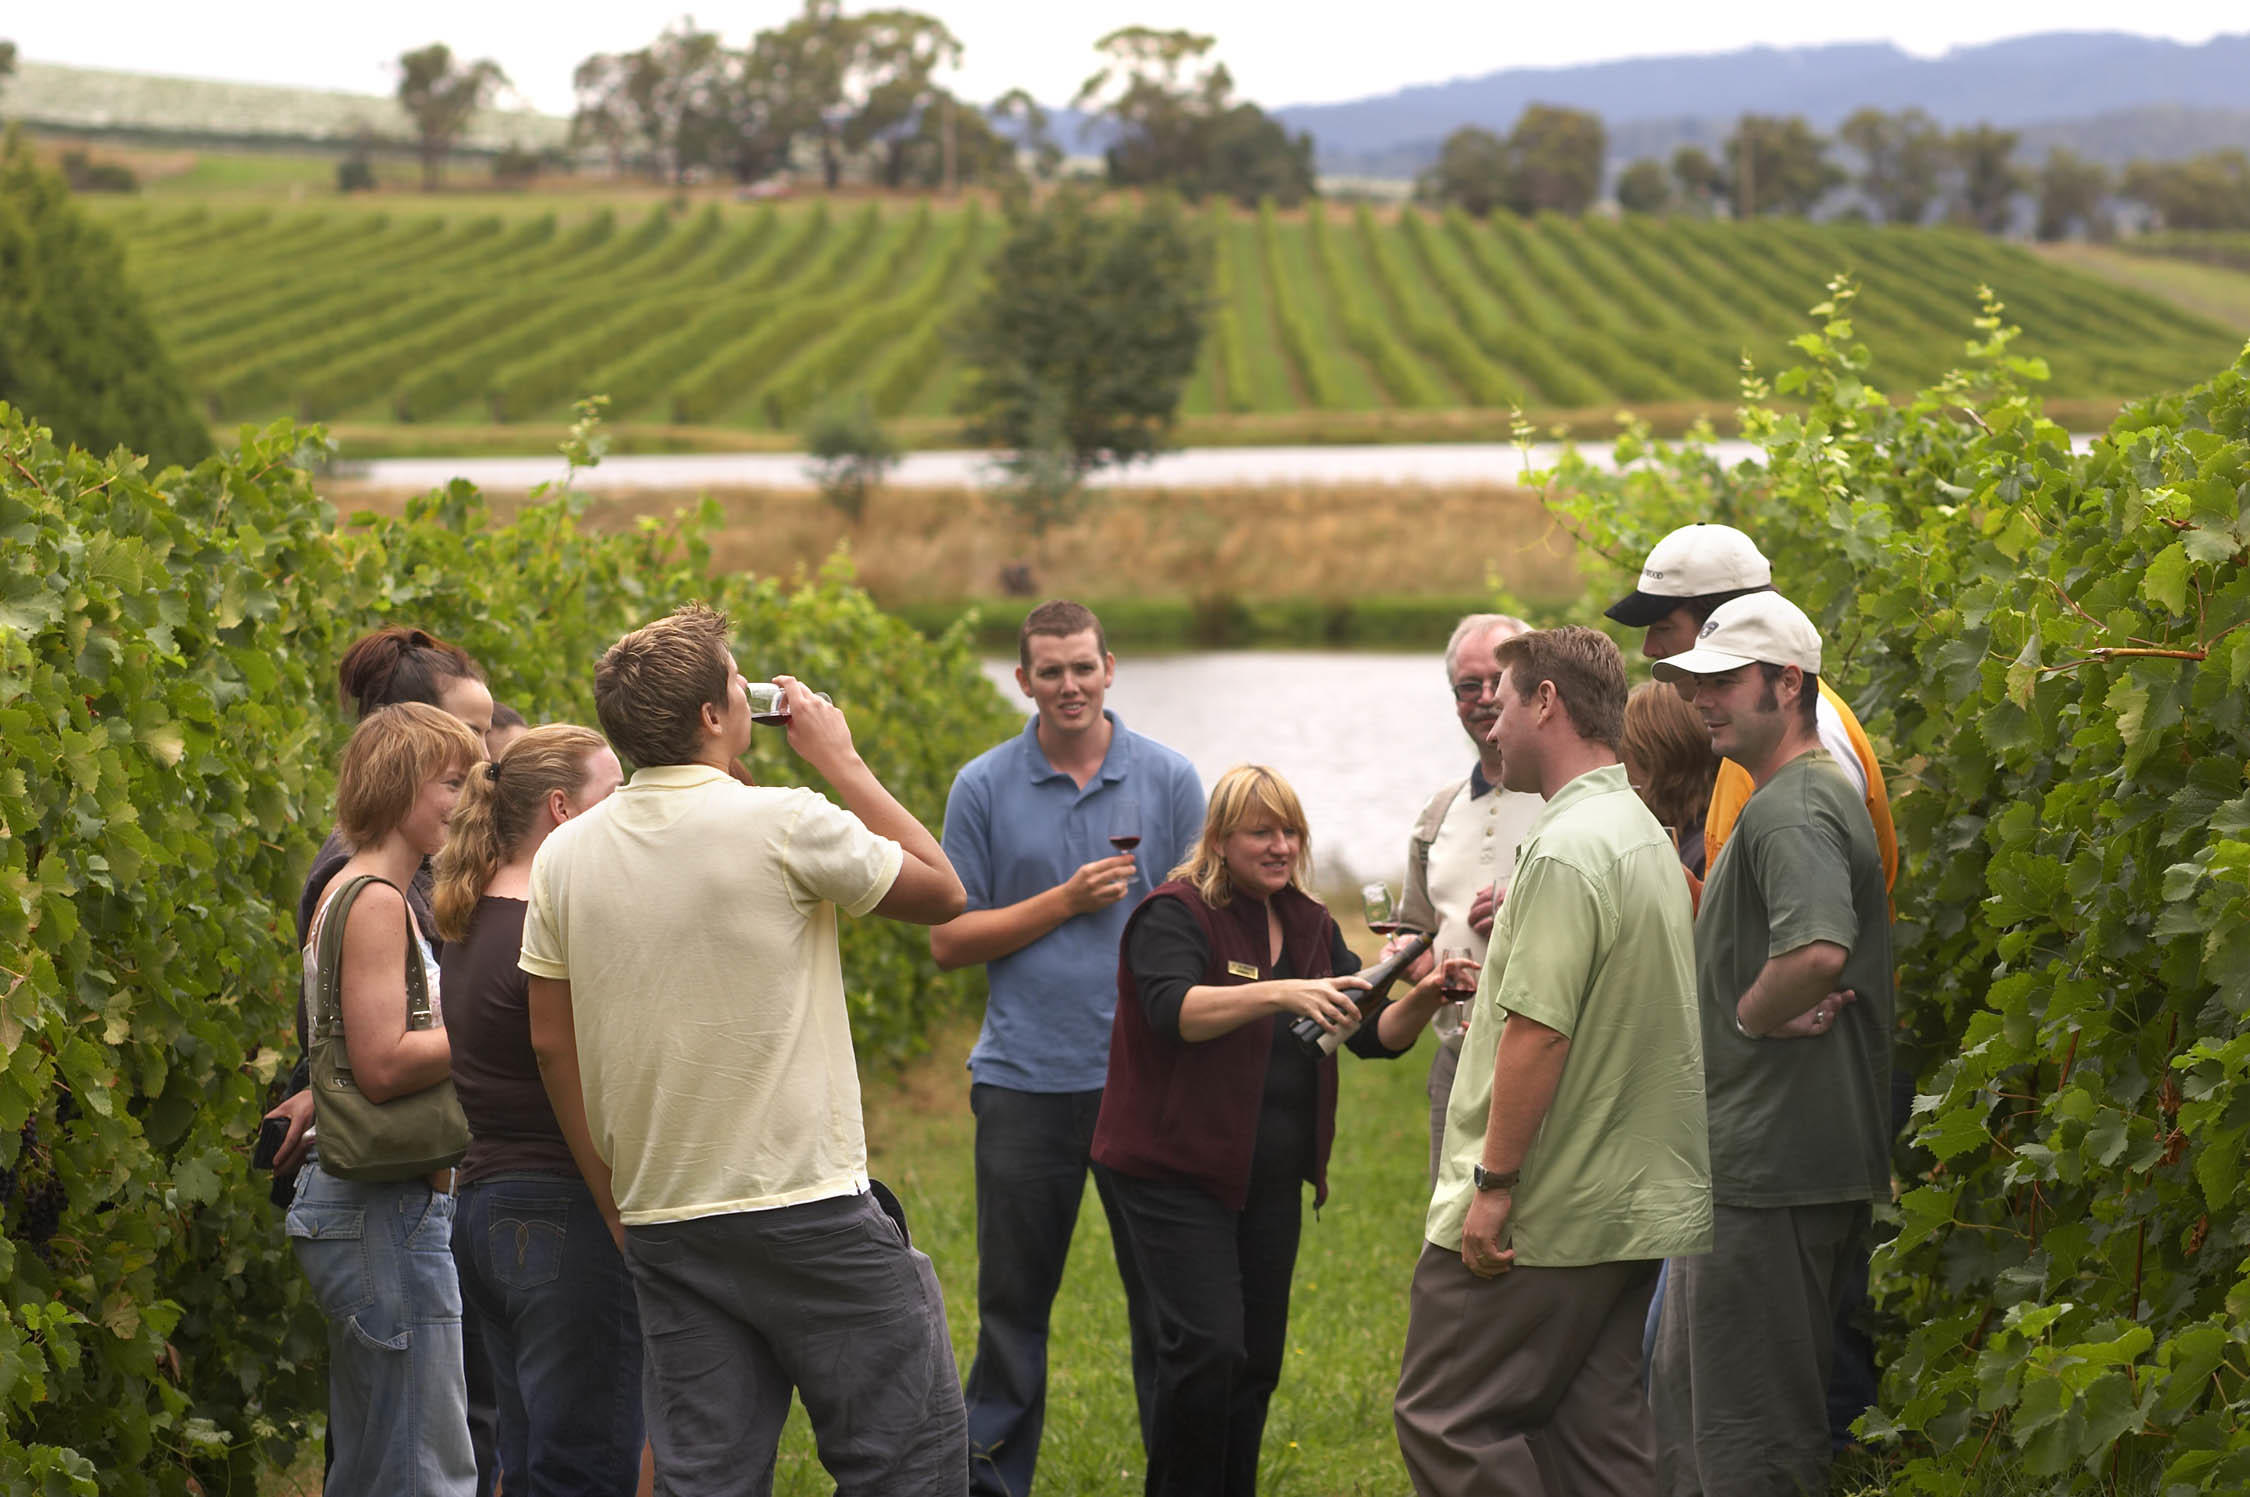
[[1093, 765, 1446, 1497]]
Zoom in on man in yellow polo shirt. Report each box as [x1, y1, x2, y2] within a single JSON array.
[[520, 604, 974, 1497]]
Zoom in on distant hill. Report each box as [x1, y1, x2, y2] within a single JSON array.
[[1274, 31, 2250, 174]]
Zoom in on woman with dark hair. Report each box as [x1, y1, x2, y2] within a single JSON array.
[[431, 726, 640, 1497], [1093, 764, 1446, 1497], [289, 702, 485, 1495]]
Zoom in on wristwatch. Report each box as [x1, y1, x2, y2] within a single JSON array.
[[1471, 1164, 1519, 1192]]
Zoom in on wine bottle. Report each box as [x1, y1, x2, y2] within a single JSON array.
[[1290, 931, 1434, 1057]]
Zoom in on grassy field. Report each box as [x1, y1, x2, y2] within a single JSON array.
[[321, 478, 1578, 613], [85, 184, 2243, 452]]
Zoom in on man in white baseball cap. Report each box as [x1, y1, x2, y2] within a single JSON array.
[[1643, 593, 1894, 1497]]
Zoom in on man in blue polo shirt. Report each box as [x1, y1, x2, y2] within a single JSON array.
[[932, 599, 1205, 1497]]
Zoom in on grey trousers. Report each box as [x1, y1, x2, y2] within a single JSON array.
[[1650, 1201, 1870, 1497], [622, 1191, 968, 1497], [1395, 1242, 1661, 1496]]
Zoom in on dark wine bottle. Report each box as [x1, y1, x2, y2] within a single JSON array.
[[1290, 930, 1434, 1057]]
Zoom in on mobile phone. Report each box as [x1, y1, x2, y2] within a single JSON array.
[[252, 1115, 290, 1172]]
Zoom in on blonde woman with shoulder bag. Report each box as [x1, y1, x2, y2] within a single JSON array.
[[290, 702, 484, 1496]]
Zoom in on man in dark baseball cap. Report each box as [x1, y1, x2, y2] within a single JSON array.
[[1603, 523, 1773, 657]]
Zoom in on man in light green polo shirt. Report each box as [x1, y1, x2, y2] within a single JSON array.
[[1395, 624, 1711, 1497]]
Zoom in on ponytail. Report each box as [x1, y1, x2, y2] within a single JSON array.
[[433, 724, 609, 942]]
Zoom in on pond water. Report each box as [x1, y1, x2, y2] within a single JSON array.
[[978, 651, 1478, 892]]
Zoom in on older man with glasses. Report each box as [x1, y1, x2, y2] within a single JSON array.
[[1394, 614, 1547, 1181]]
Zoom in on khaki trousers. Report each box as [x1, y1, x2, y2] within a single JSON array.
[[1395, 1242, 1661, 1496]]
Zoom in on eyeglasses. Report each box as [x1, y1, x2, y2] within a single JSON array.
[[1451, 675, 1505, 703]]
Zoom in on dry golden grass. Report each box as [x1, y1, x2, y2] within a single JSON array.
[[319, 479, 1580, 606]]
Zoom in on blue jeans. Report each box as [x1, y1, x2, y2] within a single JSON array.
[[287, 1159, 477, 1496], [453, 1172, 644, 1497]]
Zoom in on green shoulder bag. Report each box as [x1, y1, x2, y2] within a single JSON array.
[[308, 874, 470, 1181]]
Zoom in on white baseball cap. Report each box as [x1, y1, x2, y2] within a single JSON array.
[[1604, 524, 1773, 627], [1651, 592, 1823, 679]]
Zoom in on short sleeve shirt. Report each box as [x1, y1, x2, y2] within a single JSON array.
[[519, 764, 903, 1226], [1427, 764, 1712, 1267], [942, 713, 1204, 1092], [1695, 749, 1894, 1208]]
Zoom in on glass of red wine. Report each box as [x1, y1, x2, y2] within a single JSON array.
[[1438, 946, 1479, 998], [746, 682, 832, 728], [1109, 798, 1142, 893], [1362, 880, 1402, 936], [1108, 798, 1142, 855]]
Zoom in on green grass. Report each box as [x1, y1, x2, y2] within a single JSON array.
[[80, 187, 2248, 448]]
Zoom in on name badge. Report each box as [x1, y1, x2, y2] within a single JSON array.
[[1226, 961, 1260, 979]]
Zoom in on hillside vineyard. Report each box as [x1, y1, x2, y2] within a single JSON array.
[[100, 196, 2242, 429]]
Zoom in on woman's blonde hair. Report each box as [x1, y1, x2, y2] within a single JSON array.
[[335, 703, 485, 850], [433, 725, 609, 942], [1168, 764, 1313, 906], [1623, 682, 1720, 837]]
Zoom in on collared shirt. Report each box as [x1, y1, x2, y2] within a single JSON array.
[[1399, 762, 1545, 1051], [942, 712, 1204, 1092], [519, 764, 902, 1226], [1427, 763, 1712, 1267]]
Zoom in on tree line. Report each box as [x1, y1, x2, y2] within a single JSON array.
[[1421, 104, 2250, 237], [386, 9, 1312, 206]]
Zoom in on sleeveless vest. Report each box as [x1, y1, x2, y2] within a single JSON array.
[[1093, 879, 1344, 1210]]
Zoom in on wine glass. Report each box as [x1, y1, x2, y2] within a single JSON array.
[[1361, 880, 1400, 936], [1108, 798, 1142, 856], [1109, 798, 1143, 891], [1438, 946, 1479, 998], [747, 681, 832, 728]]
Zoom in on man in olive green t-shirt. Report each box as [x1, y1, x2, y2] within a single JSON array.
[[1650, 593, 1892, 1497], [1395, 626, 1711, 1497]]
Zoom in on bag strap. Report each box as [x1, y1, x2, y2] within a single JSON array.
[[313, 875, 433, 1062]]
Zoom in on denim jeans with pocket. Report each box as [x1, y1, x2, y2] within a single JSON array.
[[287, 1158, 478, 1496], [453, 1171, 644, 1497]]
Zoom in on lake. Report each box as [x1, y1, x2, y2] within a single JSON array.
[[978, 651, 1476, 892]]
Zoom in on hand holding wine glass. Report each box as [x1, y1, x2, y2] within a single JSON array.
[[766, 676, 850, 775]]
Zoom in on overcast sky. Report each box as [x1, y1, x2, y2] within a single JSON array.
[[12, 3, 2245, 115]]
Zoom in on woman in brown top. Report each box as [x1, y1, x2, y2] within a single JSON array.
[[433, 724, 633, 1497]]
